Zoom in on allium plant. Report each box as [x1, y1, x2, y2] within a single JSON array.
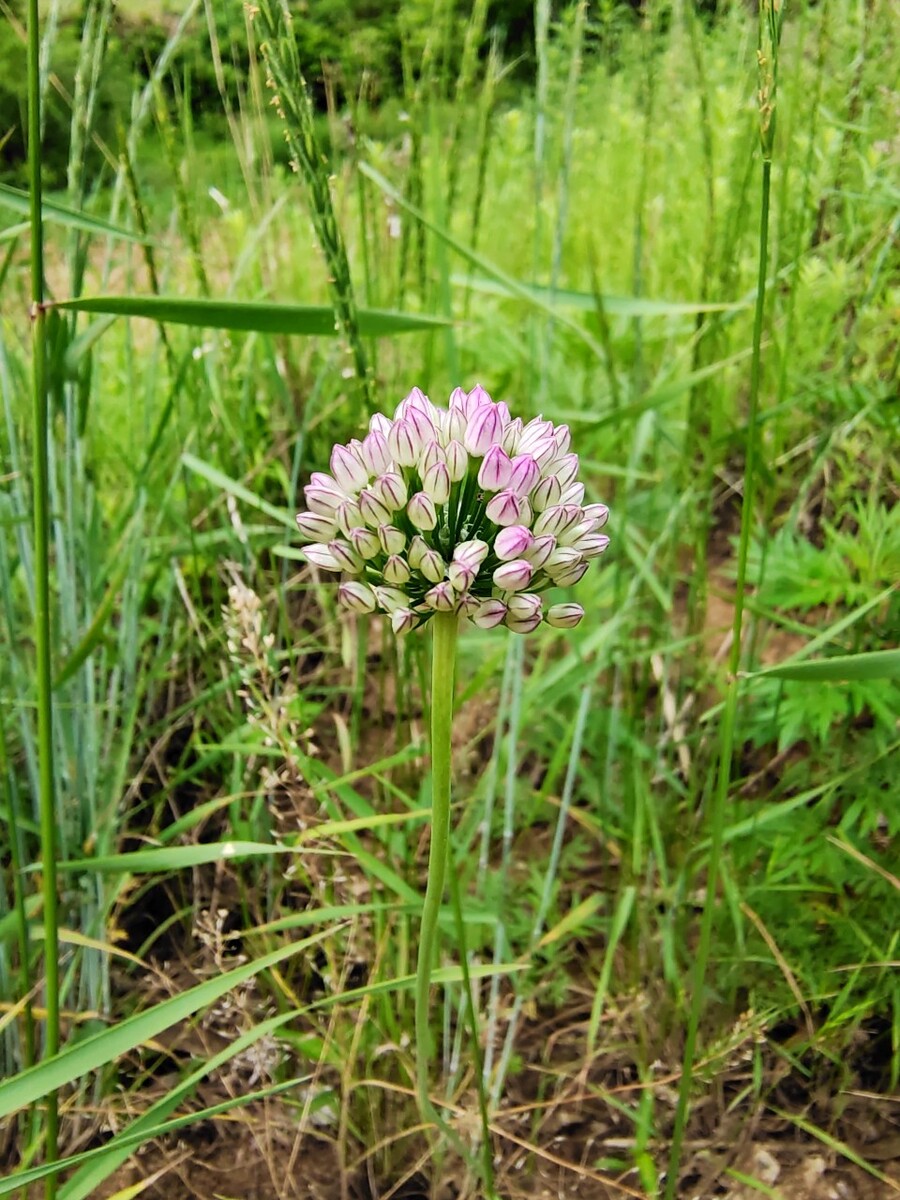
[[296, 385, 608, 1173]]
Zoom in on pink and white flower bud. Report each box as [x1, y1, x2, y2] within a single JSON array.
[[336, 498, 364, 537], [554, 453, 580, 487], [339, 581, 377, 614], [424, 582, 457, 612], [545, 603, 584, 629], [571, 533, 610, 558], [358, 488, 392, 528], [554, 425, 572, 456], [349, 527, 381, 559], [472, 598, 507, 629], [492, 559, 534, 592], [378, 524, 407, 556], [360, 430, 392, 476], [485, 489, 523, 527], [465, 383, 492, 414], [407, 492, 438, 531], [518, 417, 552, 452], [391, 608, 417, 635], [330, 444, 369, 493], [545, 546, 583, 575], [373, 586, 412, 613], [582, 503, 609, 528], [494, 525, 534, 561], [531, 474, 562, 512], [407, 535, 429, 570], [559, 518, 596, 546], [406, 404, 436, 445], [328, 540, 361, 573], [447, 407, 468, 442], [560, 481, 585, 506], [502, 417, 523, 454], [369, 411, 393, 436], [304, 476, 344, 515], [523, 533, 557, 569], [448, 386, 468, 411], [399, 385, 430, 415], [552, 560, 588, 587], [419, 549, 446, 584], [422, 462, 451, 505], [508, 454, 541, 497], [383, 555, 411, 585], [453, 539, 489, 569], [506, 592, 542, 622], [445, 439, 468, 482], [419, 439, 446, 476], [375, 472, 408, 512], [447, 561, 475, 592], [534, 505, 579, 538], [505, 612, 542, 635], [530, 435, 560, 469], [302, 543, 341, 571], [388, 419, 421, 468], [463, 401, 504, 455], [477, 444, 512, 491], [296, 511, 338, 541]]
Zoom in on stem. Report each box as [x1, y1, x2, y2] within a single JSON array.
[[415, 612, 494, 1189], [415, 612, 458, 1117], [28, 0, 60, 1189], [663, 148, 774, 1200]]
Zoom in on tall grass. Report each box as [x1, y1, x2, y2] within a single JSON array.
[[1, 0, 898, 1196]]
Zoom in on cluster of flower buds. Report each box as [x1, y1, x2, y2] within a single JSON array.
[[296, 385, 609, 634]]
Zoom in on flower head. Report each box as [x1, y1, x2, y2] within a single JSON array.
[[297, 385, 609, 633]]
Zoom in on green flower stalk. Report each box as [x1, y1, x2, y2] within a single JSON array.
[[296, 385, 609, 1167]]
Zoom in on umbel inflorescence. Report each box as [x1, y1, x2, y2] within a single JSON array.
[[296, 385, 609, 634]]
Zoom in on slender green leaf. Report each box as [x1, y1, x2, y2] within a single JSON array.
[[53, 295, 450, 336], [452, 273, 745, 316], [0, 183, 151, 244], [752, 649, 900, 682], [0, 930, 332, 1120], [181, 453, 295, 527]]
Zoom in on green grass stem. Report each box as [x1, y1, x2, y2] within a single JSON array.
[[27, 0, 59, 1189]]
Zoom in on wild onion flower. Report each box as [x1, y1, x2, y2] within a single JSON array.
[[296, 384, 609, 632], [295, 385, 609, 1179]]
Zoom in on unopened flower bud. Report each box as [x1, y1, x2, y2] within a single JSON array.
[[375, 472, 408, 512], [571, 533, 610, 558], [339, 581, 377, 613], [388, 419, 421, 467], [391, 608, 417, 635], [478, 444, 512, 491], [407, 535, 429, 570], [349, 527, 381, 559], [508, 453, 541, 497], [420, 549, 446, 583], [463, 401, 504, 455], [453, 539, 489, 569], [358, 488, 392, 528], [485, 490, 523, 527], [330, 444, 368, 493], [494, 525, 534, 561], [447, 561, 475, 592], [506, 612, 542, 634], [424, 582, 456, 612], [303, 543, 341, 571], [506, 593, 542, 622], [545, 603, 584, 628], [373, 586, 412, 613], [582, 503, 609, 528], [472, 598, 507, 629], [531, 474, 562, 512], [361, 430, 392, 476], [560, 481, 585, 506], [407, 492, 438, 531], [422, 461, 451, 505], [383, 555, 411, 585], [336, 498, 364, 536], [554, 453, 580, 486], [296, 511, 338, 541], [445, 439, 468, 482], [328, 540, 361, 573], [551, 559, 588, 587], [524, 533, 557, 569], [304, 479, 343, 515], [493, 559, 534, 592], [378, 524, 407, 556], [419, 439, 446, 476]]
